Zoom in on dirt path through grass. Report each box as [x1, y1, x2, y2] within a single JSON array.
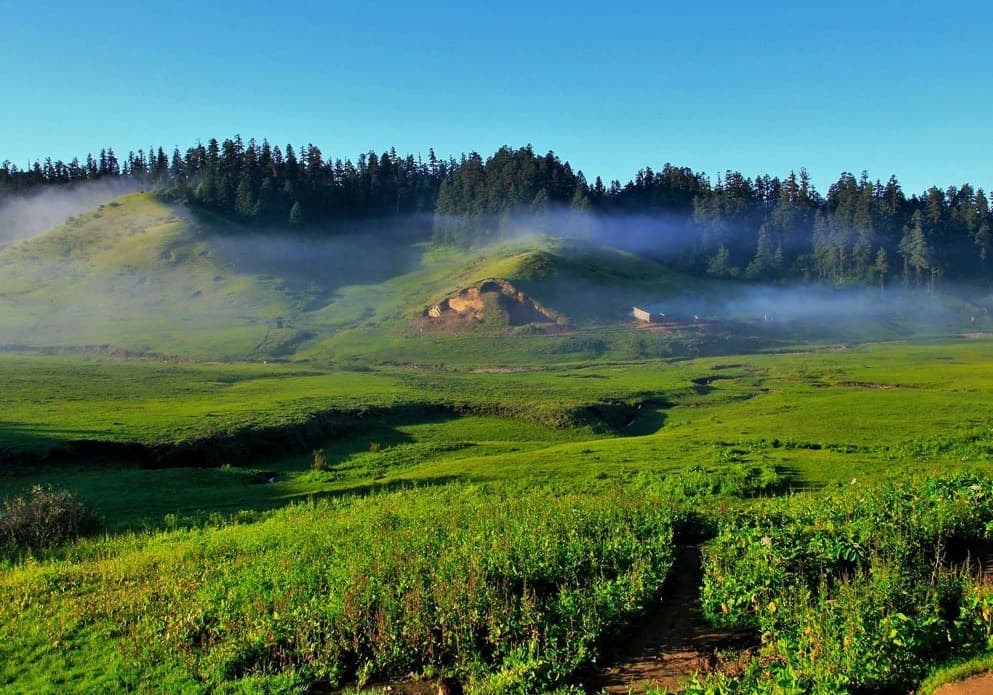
[[593, 545, 756, 693], [933, 672, 993, 695]]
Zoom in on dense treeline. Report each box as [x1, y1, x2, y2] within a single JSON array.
[[2, 137, 990, 287], [0, 137, 449, 230]]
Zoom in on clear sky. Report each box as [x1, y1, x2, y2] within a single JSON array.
[[2, 0, 990, 196]]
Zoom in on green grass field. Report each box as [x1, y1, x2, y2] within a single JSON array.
[[3, 193, 993, 693], [4, 335, 993, 536]]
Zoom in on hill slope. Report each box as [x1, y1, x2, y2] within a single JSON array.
[[0, 196, 701, 361], [2, 193, 987, 364], [0, 193, 319, 358]]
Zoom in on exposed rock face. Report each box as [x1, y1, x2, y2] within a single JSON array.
[[423, 278, 562, 326], [427, 289, 485, 320]]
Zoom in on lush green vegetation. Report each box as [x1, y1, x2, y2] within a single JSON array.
[[0, 485, 681, 692], [653, 474, 993, 693], [4, 335, 993, 691], [4, 189, 993, 692]]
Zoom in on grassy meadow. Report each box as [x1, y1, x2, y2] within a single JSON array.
[[3, 193, 993, 692], [3, 337, 993, 692]]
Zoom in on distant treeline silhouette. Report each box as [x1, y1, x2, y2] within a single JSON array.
[[2, 137, 990, 287]]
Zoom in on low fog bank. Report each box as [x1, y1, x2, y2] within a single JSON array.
[[1, 194, 989, 351], [651, 283, 987, 333], [0, 179, 142, 245], [436, 207, 702, 257], [544, 209, 701, 257], [444, 209, 991, 331]]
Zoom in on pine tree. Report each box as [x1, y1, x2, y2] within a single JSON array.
[[570, 179, 591, 211], [289, 200, 304, 226], [707, 244, 732, 277], [899, 211, 930, 288], [105, 148, 120, 177], [746, 226, 778, 279], [234, 176, 257, 218], [874, 247, 889, 292], [974, 189, 991, 265]]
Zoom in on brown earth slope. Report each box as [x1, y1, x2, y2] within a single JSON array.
[[420, 278, 565, 330]]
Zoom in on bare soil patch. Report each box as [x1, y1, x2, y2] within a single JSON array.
[[933, 672, 993, 695], [419, 278, 565, 332], [343, 678, 440, 694]]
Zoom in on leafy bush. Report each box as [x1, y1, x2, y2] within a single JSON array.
[[693, 475, 993, 692], [312, 449, 330, 471], [1, 484, 676, 692], [627, 462, 785, 542], [0, 485, 101, 552], [702, 475, 993, 629]]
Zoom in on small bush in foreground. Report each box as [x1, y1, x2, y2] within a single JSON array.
[[312, 448, 330, 471], [0, 485, 101, 552]]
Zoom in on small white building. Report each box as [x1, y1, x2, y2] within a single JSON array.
[[632, 306, 664, 323]]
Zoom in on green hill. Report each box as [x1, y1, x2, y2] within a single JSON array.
[[0, 195, 701, 362], [1, 193, 987, 366], [0, 193, 314, 359]]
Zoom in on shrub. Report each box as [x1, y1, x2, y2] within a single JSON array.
[[694, 475, 993, 693], [0, 485, 101, 552], [312, 449, 330, 471]]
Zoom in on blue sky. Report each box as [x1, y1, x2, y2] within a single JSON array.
[[2, 0, 990, 196]]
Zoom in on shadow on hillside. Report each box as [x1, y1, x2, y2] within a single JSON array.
[[620, 404, 668, 436], [318, 415, 422, 465], [0, 422, 86, 466], [205, 221, 425, 309], [775, 465, 820, 492], [4, 407, 472, 475]]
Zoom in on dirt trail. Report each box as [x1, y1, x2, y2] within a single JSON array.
[[932, 672, 993, 695], [357, 547, 754, 695], [593, 545, 756, 694]]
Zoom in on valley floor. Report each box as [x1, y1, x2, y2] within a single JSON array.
[[3, 334, 993, 692]]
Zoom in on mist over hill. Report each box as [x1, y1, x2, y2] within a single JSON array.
[[0, 189, 987, 366], [2, 139, 991, 293], [0, 178, 140, 246]]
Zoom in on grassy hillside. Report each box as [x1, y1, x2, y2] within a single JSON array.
[[0, 195, 700, 362], [0, 194, 311, 358], [2, 193, 987, 367]]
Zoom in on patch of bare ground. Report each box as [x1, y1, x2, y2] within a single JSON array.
[[590, 546, 757, 694], [413, 278, 574, 334], [634, 321, 721, 335], [932, 672, 993, 695], [341, 675, 457, 695], [417, 278, 566, 333], [835, 380, 909, 389]]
